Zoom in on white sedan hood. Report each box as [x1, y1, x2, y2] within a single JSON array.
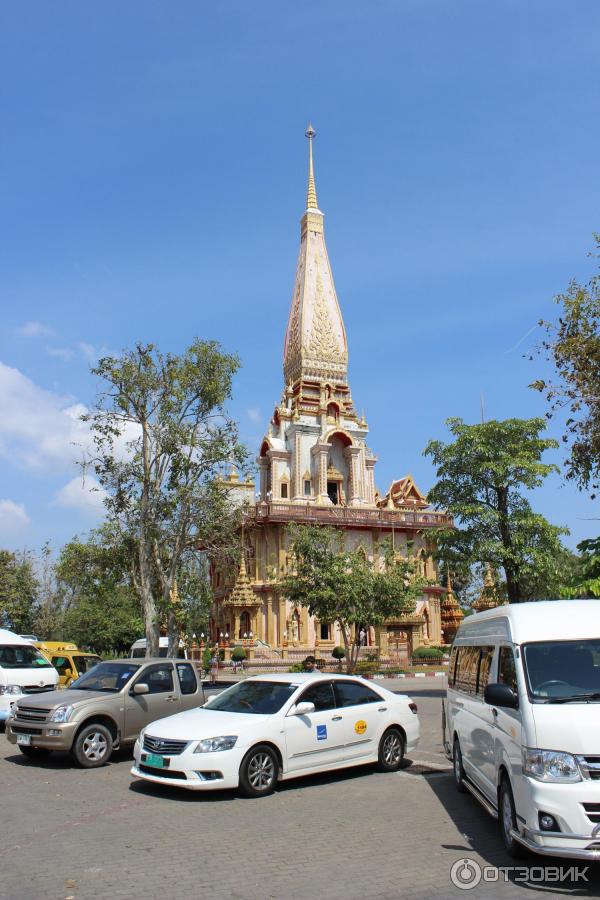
[[144, 706, 270, 740], [531, 703, 600, 755]]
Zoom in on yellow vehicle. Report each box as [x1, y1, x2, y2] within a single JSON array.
[[35, 642, 102, 688]]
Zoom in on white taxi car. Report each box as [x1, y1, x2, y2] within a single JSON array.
[[131, 673, 419, 796]]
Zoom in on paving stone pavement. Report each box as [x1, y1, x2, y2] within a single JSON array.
[[2, 678, 598, 900]]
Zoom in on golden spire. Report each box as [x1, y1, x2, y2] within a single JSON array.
[[305, 123, 319, 210]]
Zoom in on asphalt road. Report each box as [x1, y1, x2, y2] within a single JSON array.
[[2, 678, 598, 900]]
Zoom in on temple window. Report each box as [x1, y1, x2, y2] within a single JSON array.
[[320, 622, 330, 640], [327, 481, 339, 505], [304, 479, 312, 496], [327, 402, 340, 423], [280, 482, 288, 499], [239, 611, 251, 638]]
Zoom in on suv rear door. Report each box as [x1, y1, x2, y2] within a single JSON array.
[[175, 662, 203, 710]]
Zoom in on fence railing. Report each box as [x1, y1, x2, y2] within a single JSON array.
[[244, 503, 452, 530]]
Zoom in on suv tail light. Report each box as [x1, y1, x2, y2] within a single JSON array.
[[409, 702, 418, 714]]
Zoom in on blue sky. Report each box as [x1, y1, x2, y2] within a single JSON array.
[[1, 1, 599, 553]]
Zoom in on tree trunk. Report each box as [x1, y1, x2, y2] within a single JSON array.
[[496, 486, 522, 603], [167, 606, 180, 657]]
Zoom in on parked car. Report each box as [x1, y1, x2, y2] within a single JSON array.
[[130, 637, 187, 659], [35, 641, 102, 688], [442, 599, 600, 861], [131, 673, 419, 796], [5, 658, 204, 767], [0, 629, 59, 724]]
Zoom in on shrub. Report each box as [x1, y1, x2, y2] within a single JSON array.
[[202, 647, 213, 671], [289, 662, 304, 672], [332, 646, 346, 660], [355, 660, 378, 676], [412, 646, 444, 661], [231, 646, 247, 662]]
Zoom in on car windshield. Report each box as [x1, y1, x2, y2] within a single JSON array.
[[0, 644, 53, 669], [523, 639, 600, 701], [69, 661, 140, 692], [207, 680, 297, 714]]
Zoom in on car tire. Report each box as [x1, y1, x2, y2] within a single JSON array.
[[453, 738, 467, 793], [18, 746, 51, 759], [72, 723, 114, 768], [377, 727, 405, 772], [499, 776, 527, 858], [238, 744, 279, 798]]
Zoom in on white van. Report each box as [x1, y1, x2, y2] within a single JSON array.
[[0, 629, 59, 723], [443, 600, 600, 861], [129, 637, 187, 659]]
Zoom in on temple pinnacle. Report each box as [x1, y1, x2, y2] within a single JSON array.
[[305, 122, 319, 210]]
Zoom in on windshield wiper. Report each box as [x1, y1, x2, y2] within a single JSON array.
[[545, 692, 600, 704]]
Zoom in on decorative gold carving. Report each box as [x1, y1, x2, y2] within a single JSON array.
[[308, 269, 341, 361]]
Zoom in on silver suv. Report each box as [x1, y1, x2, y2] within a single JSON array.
[[5, 658, 204, 767]]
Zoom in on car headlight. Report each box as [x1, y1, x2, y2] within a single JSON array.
[[50, 705, 74, 724], [194, 735, 238, 753], [0, 684, 23, 696], [523, 748, 582, 783]]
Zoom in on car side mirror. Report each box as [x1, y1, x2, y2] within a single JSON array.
[[132, 683, 149, 696], [204, 694, 216, 706], [484, 683, 518, 709], [291, 701, 315, 716]]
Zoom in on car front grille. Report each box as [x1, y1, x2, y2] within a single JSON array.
[[22, 684, 54, 694], [143, 735, 189, 755], [139, 764, 187, 780], [583, 803, 600, 823], [579, 756, 600, 780], [11, 725, 43, 736], [14, 706, 51, 723]]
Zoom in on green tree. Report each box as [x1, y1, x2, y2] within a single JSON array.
[[562, 536, 600, 599], [531, 236, 600, 496], [55, 529, 143, 654], [281, 525, 424, 673], [85, 340, 246, 656], [0, 550, 39, 633], [424, 418, 568, 603]]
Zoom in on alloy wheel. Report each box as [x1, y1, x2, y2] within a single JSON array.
[[247, 752, 275, 791]]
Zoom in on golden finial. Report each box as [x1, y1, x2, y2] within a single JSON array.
[[305, 122, 319, 210]]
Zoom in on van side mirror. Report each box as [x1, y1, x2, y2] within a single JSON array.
[[291, 701, 315, 716], [132, 683, 149, 696], [484, 683, 518, 709]]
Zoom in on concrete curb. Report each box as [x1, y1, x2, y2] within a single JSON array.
[[374, 672, 446, 679]]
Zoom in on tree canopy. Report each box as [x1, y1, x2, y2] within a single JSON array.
[[86, 339, 246, 655], [424, 417, 568, 603], [0, 550, 39, 634], [281, 525, 425, 671], [531, 235, 600, 496]]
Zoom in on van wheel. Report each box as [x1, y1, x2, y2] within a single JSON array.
[[499, 777, 527, 858], [18, 746, 51, 759], [72, 723, 113, 768], [377, 727, 405, 772], [453, 738, 467, 793], [238, 745, 279, 797]]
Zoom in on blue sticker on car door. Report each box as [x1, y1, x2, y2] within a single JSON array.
[[316, 724, 327, 741]]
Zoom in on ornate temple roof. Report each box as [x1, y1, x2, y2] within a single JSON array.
[[225, 555, 262, 608], [473, 564, 505, 612], [441, 571, 464, 640], [283, 124, 348, 387], [377, 475, 429, 510]]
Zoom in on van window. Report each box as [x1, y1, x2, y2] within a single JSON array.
[[52, 656, 72, 675], [448, 646, 459, 686], [476, 647, 494, 698], [498, 647, 517, 693], [454, 646, 479, 694], [0, 645, 53, 669]]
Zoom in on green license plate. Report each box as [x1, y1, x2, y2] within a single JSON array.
[[145, 752, 165, 768]]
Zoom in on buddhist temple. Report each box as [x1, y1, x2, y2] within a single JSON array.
[[440, 571, 464, 644], [210, 126, 452, 662]]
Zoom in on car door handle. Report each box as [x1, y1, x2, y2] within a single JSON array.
[[331, 715, 343, 721], [378, 706, 387, 712], [166, 695, 178, 702], [492, 708, 498, 718]]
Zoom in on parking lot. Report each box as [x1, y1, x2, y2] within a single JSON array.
[[2, 678, 598, 900]]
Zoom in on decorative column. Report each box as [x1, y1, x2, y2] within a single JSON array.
[[344, 446, 362, 506], [258, 457, 269, 501], [311, 442, 330, 504]]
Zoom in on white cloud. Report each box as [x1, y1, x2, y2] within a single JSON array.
[[0, 361, 92, 471], [17, 321, 55, 338], [0, 499, 30, 533], [46, 346, 75, 362], [54, 476, 107, 516], [247, 407, 261, 424]]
